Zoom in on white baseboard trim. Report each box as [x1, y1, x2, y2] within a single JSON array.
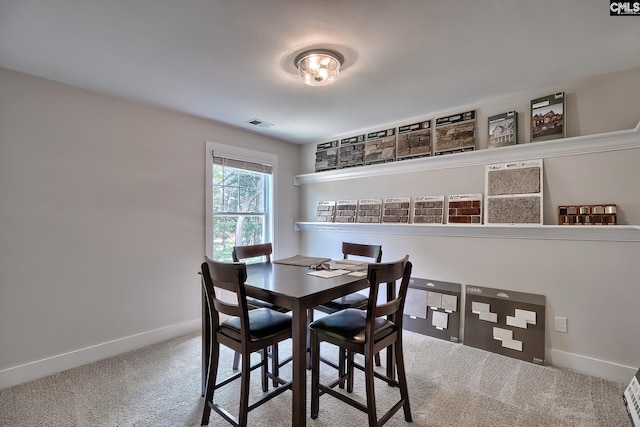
[[0, 318, 201, 391], [548, 348, 638, 384]]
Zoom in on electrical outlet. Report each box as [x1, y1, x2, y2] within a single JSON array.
[[554, 316, 568, 333]]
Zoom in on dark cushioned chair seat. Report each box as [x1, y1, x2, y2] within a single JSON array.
[[310, 308, 394, 344], [321, 293, 368, 311], [246, 296, 290, 312], [221, 308, 291, 341]]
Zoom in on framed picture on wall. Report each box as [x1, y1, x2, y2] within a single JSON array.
[[530, 92, 565, 142], [488, 111, 518, 148]]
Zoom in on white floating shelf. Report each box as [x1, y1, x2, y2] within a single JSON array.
[[294, 122, 640, 186], [294, 222, 640, 242]]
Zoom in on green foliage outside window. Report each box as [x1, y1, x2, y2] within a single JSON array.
[[212, 164, 270, 261]]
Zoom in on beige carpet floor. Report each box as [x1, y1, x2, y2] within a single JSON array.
[[0, 330, 631, 426]]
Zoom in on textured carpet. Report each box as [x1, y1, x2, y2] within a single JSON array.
[[0, 331, 631, 426]]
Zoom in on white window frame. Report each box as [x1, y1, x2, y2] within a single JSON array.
[[205, 141, 277, 259]]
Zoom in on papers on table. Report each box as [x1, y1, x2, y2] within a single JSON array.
[[334, 259, 368, 266], [307, 269, 351, 278], [327, 259, 368, 272], [347, 271, 367, 277], [273, 255, 369, 278], [273, 255, 331, 267]]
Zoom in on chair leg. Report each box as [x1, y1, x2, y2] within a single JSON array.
[[338, 347, 346, 389], [395, 337, 412, 422], [347, 349, 354, 393], [364, 349, 378, 427], [374, 351, 381, 367], [239, 351, 251, 427], [261, 348, 268, 393], [232, 351, 240, 370], [271, 344, 279, 387], [310, 331, 321, 419], [201, 341, 220, 425]]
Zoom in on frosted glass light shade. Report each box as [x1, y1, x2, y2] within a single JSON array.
[[295, 50, 343, 87]]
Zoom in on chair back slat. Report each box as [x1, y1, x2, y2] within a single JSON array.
[[201, 256, 250, 331], [232, 243, 273, 263], [373, 299, 402, 318], [365, 255, 412, 337], [342, 242, 382, 263]]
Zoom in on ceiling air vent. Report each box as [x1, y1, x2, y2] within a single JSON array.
[[245, 118, 274, 128]]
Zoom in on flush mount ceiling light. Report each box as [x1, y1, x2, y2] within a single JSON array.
[[294, 49, 344, 87]]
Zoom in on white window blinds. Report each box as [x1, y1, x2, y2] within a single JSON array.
[[212, 154, 273, 175]]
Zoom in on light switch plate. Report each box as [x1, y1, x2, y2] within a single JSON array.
[[554, 316, 568, 333]]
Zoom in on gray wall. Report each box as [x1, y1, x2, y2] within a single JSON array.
[[1, 65, 638, 389], [299, 67, 640, 382], [0, 68, 301, 388]]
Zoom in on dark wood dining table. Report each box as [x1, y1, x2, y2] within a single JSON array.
[[201, 261, 370, 426]]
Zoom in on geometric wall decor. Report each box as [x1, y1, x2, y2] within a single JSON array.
[[493, 327, 523, 351], [485, 159, 543, 224], [471, 301, 497, 323], [464, 284, 545, 364], [404, 278, 461, 343], [507, 309, 537, 329]]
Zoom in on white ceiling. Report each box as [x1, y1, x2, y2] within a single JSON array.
[[1, 1, 639, 145]]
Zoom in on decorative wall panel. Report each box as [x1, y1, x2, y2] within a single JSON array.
[[396, 120, 432, 160], [412, 195, 445, 224], [447, 193, 483, 224], [356, 199, 382, 223], [485, 159, 543, 224], [315, 200, 335, 222], [335, 199, 358, 223], [464, 285, 545, 364], [382, 197, 411, 223], [404, 278, 462, 343], [434, 110, 476, 155], [364, 128, 396, 165]]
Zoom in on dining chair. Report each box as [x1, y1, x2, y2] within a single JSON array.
[[232, 243, 288, 314], [311, 242, 383, 377], [200, 257, 292, 427], [232, 242, 272, 263], [317, 242, 382, 312], [231, 243, 289, 382], [310, 255, 412, 427]]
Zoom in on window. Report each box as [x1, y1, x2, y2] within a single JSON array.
[[206, 142, 275, 261]]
